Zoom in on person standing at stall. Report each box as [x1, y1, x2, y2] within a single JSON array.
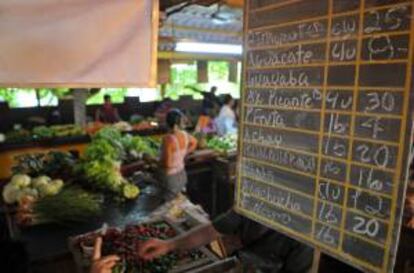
[[159, 109, 197, 200], [95, 94, 121, 123], [215, 94, 237, 136]]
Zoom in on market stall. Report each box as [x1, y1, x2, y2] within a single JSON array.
[[0, 120, 240, 272]]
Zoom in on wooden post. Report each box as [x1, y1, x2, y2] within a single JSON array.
[[310, 249, 321, 273], [158, 59, 171, 84], [160, 84, 167, 99], [228, 61, 238, 83], [197, 60, 208, 83], [72, 89, 88, 127]]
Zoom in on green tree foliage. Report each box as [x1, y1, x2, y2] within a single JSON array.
[[208, 61, 229, 81], [0, 88, 19, 107], [164, 61, 240, 100], [0, 88, 70, 108], [164, 62, 198, 100]]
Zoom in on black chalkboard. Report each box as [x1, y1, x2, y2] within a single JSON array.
[[333, 0, 360, 13], [237, 1, 414, 273], [249, 0, 328, 29]]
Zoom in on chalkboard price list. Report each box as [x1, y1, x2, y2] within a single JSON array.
[[237, 1, 414, 272]]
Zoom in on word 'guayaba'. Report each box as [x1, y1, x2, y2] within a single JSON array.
[[247, 70, 310, 87]]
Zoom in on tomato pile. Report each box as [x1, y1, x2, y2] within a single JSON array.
[[97, 222, 205, 273]]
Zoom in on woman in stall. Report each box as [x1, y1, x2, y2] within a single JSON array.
[[159, 109, 197, 200], [195, 108, 217, 134]]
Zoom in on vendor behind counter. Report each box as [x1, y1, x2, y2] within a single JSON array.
[[95, 94, 121, 124]]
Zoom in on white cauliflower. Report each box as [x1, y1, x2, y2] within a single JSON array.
[[10, 174, 31, 188]]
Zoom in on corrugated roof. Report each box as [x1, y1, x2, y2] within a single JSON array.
[[159, 2, 243, 51]]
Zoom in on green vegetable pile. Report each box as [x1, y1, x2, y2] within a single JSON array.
[[207, 134, 238, 154], [32, 125, 84, 139], [4, 125, 84, 144], [78, 127, 142, 199], [32, 126, 54, 138], [123, 135, 160, 160], [5, 129, 31, 144], [33, 186, 102, 224]]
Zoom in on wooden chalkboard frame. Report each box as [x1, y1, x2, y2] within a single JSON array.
[[235, 1, 414, 272]]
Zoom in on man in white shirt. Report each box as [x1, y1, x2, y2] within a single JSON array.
[[215, 94, 237, 135]]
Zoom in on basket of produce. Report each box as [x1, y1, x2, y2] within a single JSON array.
[[70, 220, 219, 273]]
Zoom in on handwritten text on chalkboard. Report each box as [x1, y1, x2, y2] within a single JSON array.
[[236, 1, 414, 273]]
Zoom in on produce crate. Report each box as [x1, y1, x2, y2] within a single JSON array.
[[189, 257, 240, 273], [68, 218, 219, 273]]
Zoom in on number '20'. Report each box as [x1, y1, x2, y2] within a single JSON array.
[[352, 216, 380, 238]]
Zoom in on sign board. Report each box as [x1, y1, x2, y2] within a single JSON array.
[[0, 0, 158, 87], [235, 1, 414, 272]]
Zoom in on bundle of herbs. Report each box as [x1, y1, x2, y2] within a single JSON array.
[[33, 186, 103, 225]]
